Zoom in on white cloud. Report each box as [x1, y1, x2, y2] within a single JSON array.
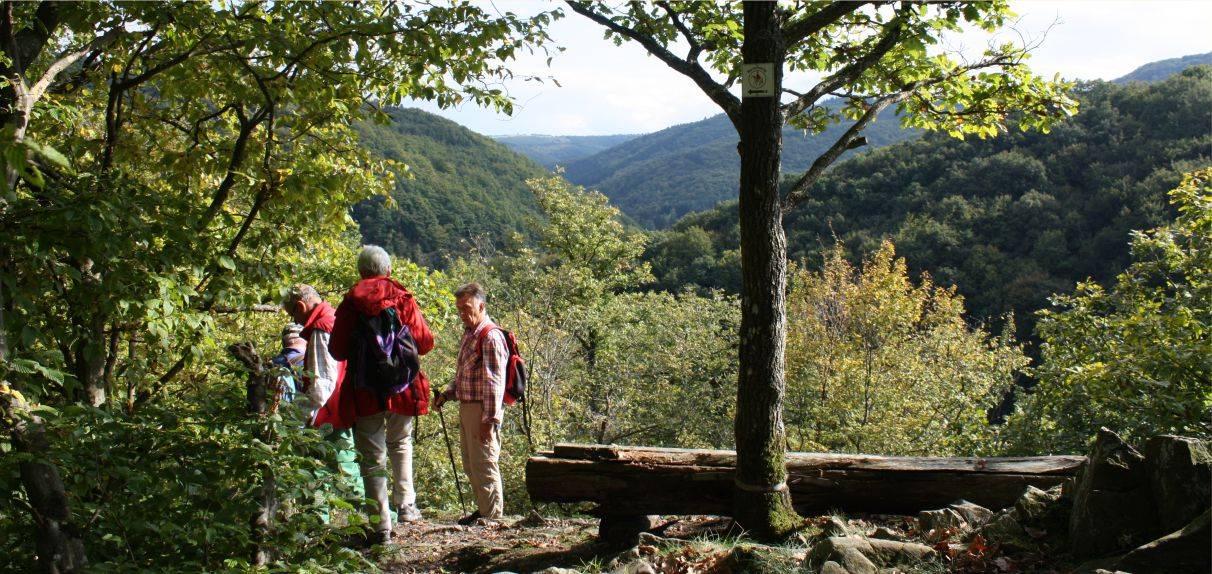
[[414, 1, 1211, 136]]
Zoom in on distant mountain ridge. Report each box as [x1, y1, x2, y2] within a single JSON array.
[[556, 52, 1212, 229], [495, 133, 639, 168], [1114, 52, 1212, 83], [562, 104, 915, 228], [347, 53, 1211, 265]]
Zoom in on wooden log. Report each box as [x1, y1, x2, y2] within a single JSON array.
[[527, 444, 1085, 517], [551, 443, 1085, 474]]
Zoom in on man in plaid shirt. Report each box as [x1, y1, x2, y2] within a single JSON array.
[[435, 282, 507, 523]]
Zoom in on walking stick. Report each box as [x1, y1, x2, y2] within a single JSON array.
[[434, 390, 468, 514]]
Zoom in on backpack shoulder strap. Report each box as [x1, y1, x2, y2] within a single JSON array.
[[474, 323, 501, 354]]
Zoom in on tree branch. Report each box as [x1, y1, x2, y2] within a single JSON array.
[[566, 0, 741, 128], [781, 1, 871, 47], [655, 1, 702, 63], [13, 0, 62, 69], [1, 0, 62, 84], [28, 26, 125, 104], [782, 8, 907, 120], [194, 105, 264, 231], [211, 304, 282, 314], [782, 90, 909, 211]]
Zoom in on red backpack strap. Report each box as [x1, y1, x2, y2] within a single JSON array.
[[474, 323, 500, 354]]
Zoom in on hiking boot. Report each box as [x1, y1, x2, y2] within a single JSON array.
[[397, 503, 423, 523], [456, 510, 482, 526], [341, 529, 385, 549], [368, 530, 393, 547]]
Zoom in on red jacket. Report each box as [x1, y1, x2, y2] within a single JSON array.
[[317, 276, 434, 430]]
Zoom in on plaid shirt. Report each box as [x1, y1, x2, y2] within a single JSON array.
[[450, 317, 508, 425]]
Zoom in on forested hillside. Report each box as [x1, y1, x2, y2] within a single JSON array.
[[563, 104, 916, 228], [352, 108, 550, 265], [646, 67, 1212, 340], [1114, 51, 1212, 83], [495, 133, 638, 168]]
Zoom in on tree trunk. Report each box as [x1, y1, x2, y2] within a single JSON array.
[[0, 384, 88, 573], [227, 343, 277, 566], [733, 0, 799, 540]]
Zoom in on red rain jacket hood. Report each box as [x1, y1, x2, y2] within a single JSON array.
[[316, 276, 435, 430]]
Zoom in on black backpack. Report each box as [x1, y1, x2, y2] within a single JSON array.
[[350, 307, 419, 403]]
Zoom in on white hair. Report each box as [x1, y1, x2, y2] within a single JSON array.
[[357, 245, 392, 278], [454, 282, 487, 303], [282, 284, 320, 308]]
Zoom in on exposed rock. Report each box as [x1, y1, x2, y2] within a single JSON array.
[[1144, 435, 1211, 533], [819, 561, 849, 574], [823, 516, 850, 537], [805, 536, 935, 574], [1069, 428, 1157, 559], [918, 508, 967, 533], [948, 500, 994, 527], [979, 513, 1033, 551], [1018, 485, 1070, 547], [805, 538, 878, 574], [869, 527, 902, 540], [863, 538, 936, 563], [534, 568, 581, 574], [610, 559, 655, 574], [1014, 485, 1060, 522], [1116, 508, 1211, 574]]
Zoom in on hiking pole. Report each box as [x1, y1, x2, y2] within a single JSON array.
[[434, 390, 468, 514]]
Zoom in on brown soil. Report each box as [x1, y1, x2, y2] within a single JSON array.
[[375, 513, 606, 573]]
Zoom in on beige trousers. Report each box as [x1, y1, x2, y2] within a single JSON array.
[[353, 411, 415, 533], [458, 402, 503, 518]]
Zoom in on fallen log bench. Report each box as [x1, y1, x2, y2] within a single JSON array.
[[526, 443, 1085, 542]]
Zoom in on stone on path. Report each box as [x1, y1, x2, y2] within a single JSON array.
[[948, 500, 994, 527], [918, 508, 968, 533], [805, 536, 935, 574]]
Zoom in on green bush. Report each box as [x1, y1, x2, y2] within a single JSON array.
[[1006, 169, 1212, 453]]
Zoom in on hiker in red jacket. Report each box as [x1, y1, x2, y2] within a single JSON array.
[[324, 245, 434, 545], [282, 285, 342, 422], [282, 285, 363, 503]]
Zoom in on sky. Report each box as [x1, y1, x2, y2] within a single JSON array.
[[413, 1, 1212, 137]]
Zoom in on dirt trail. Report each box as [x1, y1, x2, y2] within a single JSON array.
[[376, 514, 608, 573]]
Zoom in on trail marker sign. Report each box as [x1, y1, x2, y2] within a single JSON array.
[[742, 63, 775, 98]]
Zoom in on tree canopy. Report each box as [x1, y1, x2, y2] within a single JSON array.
[[0, 1, 557, 569], [1006, 170, 1212, 453]]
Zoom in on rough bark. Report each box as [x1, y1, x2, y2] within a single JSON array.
[[0, 383, 87, 573], [733, 0, 798, 540], [527, 445, 1083, 518]]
